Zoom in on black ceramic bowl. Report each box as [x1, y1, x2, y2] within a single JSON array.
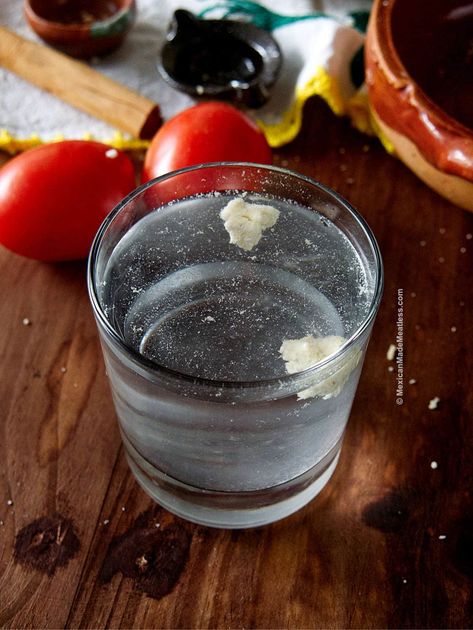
[[158, 10, 282, 108]]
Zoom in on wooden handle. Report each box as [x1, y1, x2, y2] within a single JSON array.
[[0, 26, 161, 139]]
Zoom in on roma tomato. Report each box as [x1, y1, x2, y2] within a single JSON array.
[[142, 102, 272, 181], [0, 141, 136, 261]]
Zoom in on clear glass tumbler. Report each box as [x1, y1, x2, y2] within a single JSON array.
[[88, 163, 383, 528]]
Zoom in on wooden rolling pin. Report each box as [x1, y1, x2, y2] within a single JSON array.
[[0, 26, 161, 139]]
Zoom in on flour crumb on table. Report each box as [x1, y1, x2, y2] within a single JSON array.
[[428, 397, 440, 410], [22, 318, 31, 326], [220, 198, 280, 251], [430, 461, 438, 469], [386, 344, 396, 361]]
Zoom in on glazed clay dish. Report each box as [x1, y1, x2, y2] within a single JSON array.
[[24, 0, 136, 58], [365, 0, 473, 211]]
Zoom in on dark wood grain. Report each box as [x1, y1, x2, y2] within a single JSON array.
[[0, 98, 472, 629]]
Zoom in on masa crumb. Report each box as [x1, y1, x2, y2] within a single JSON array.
[[430, 461, 438, 469], [220, 197, 279, 251], [428, 397, 440, 410], [386, 344, 396, 361], [409, 378, 416, 385], [279, 335, 360, 400], [22, 318, 31, 326]]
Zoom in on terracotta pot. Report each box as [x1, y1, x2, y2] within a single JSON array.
[[24, 0, 136, 59], [365, 0, 473, 212]]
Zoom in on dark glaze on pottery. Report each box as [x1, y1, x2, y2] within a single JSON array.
[[158, 10, 282, 108], [28, 0, 121, 24], [365, 0, 473, 182], [391, 0, 473, 131]]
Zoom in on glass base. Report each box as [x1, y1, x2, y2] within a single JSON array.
[[123, 434, 342, 529]]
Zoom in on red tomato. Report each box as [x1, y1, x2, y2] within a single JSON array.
[[0, 141, 136, 261], [142, 102, 272, 181]]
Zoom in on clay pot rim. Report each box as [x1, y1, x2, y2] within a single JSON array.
[[371, 0, 473, 139], [23, 0, 135, 36]]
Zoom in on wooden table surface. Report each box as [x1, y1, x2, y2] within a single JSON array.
[[0, 98, 472, 629]]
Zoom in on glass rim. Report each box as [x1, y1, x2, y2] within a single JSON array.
[[87, 161, 384, 390]]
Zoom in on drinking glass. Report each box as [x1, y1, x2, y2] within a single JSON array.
[[88, 163, 383, 528]]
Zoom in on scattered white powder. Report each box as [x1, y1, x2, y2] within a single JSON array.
[[451, 326, 457, 333], [387, 344, 396, 361], [220, 198, 280, 251], [279, 335, 360, 400], [428, 397, 440, 410], [388, 366, 394, 372], [105, 148, 118, 158], [22, 318, 31, 326], [438, 535, 447, 540], [409, 378, 416, 385], [430, 461, 438, 469]]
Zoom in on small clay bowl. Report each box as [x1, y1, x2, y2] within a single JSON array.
[[365, 0, 473, 211], [24, 0, 136, 58], [158, 9, 282, 108]]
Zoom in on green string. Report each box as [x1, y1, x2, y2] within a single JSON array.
[[198, 1, 370, 33]]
